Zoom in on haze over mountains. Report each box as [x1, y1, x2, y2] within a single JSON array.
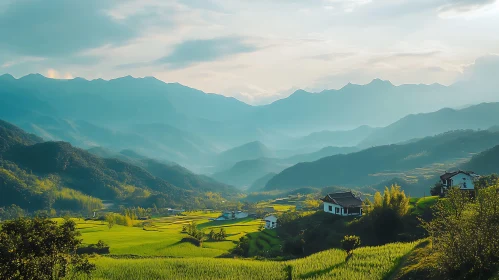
[[1, 55, 499, 196]]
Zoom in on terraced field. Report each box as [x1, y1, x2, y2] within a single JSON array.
[[76, 211, 262, 257], [78, 241, 421, 280]]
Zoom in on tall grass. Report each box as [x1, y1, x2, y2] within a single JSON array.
[[78, 241, 420, 280]]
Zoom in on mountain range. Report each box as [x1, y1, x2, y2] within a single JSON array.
[[266, 129, 499, 196], [0, 119, 239, 212], [2, 56, 499, 197], [1, 62, 498, 172]]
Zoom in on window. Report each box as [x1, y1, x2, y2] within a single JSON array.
[[335, 207, 340, 214], [328, 205, 333, 212]]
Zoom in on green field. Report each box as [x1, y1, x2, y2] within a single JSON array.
[[74, 212, 265, 258], [79, 241, 420, 279], [54, 206, 428, 279]]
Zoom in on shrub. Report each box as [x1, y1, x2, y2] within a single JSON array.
[[341, 235, 361, 255]]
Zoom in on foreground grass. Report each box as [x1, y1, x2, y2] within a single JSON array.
[[80, 241, 420, 280]]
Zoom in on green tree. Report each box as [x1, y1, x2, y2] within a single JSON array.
[[0, 218, 95, 279], [430, 181, 443, 196], [422, 186, 499, 279], [106, 213, 115, 229], [341, 235, 361, 256]]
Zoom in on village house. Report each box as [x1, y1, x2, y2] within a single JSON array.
[[215, 211, 248, 221], [440, 170, 479, 194], [321, 191, 363, 216], [264, 215, 278, 229]]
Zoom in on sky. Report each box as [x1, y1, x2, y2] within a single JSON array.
[[0, 0, 498, 104]]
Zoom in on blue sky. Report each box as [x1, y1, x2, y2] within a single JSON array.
[[0, 0, 498, 104]]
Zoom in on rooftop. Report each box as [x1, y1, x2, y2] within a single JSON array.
[[321, 191, 362, 208]]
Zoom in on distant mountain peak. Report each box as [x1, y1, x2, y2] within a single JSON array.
[[368, 78, 393, 87], [19, 73, 46, 81], [0, 73, 15, 80]]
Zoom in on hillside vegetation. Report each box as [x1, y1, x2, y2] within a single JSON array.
[[78, 241, 419, 280], [266, 129, 499, 195], [0, 119, 239, 212]]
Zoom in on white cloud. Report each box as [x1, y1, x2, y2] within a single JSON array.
[[2, 0, 499, 104]]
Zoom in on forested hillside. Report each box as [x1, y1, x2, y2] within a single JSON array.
[[266, 130, 499, 193], [0, 120, 239, 212], [461, 145, 499, 175]]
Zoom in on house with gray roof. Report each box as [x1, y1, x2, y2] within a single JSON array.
[[321, 191, 363, 216]]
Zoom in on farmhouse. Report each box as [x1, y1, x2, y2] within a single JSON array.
[[321, 191, 363, 216], [440, 170, 478, 194], [264, 215, 278, 229], [215, 211, 248, 221]]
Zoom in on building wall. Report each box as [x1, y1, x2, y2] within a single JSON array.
[[323, 202, 362, 216], [448, 174, 475, 190], [264, 216, 278, 229], [323, 202, 347, 216]]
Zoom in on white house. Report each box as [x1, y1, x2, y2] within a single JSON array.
[[264, 215, 278, 229], [215, 211, 248, 221], [321, 191, 363, 216], [235, 211, 248, 219], [440, 170, 478, 194]]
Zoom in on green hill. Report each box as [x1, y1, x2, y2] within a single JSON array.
[[266, 130, 499, 194], [0, 120, 238, 211], [461, 145, 499, 175]]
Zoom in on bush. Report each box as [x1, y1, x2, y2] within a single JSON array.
[[341, 235, 361, 255], [181, 237, 202, 247], [76, 240, 110, 255]]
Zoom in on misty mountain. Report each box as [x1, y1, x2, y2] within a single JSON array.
[[247, 172, 277, 193], [87, 147, 236, 194], [0, 120, 239, 211], [215, 141, 274, 169], [291, 125, 376, 149], [360, 103, 499, 148], [0, 119, 42, 153], [461, 145, 499, 175], [212, 145, 357, 188], [266, 129, 499, 191]]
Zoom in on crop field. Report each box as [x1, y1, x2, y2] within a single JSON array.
[[75, 212, 262, 257], [78, 241, 421, 280]]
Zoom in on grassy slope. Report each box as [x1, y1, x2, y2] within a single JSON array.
[[76, 212, 263, 258], [80, 241, 420, 280]]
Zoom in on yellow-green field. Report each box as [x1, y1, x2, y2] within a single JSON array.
[[79, 241, 420, 280], [66, 211, 422, 279], [75, 212, 264, 258]]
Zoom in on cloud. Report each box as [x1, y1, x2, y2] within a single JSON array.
[[154, 37, 258, 69], [439, 0, 497, 13], [460, 54, 499, 82], [0, 0, 138, 57], [305, 52, 357, 61]]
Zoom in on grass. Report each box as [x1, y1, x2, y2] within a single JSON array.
[[409, 196, 439, 216], [78, 241, 421, 280], [76, 213, 263, 257]]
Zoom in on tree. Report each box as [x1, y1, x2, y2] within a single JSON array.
[[341, 235, 361, 255], [430, 181, 443, 196], [304, 199, 320, 209], [422, 186, 499, 279], [0, 218, 95, 279], [106, 213, 115, 229], [362, 197, 373, 215]]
